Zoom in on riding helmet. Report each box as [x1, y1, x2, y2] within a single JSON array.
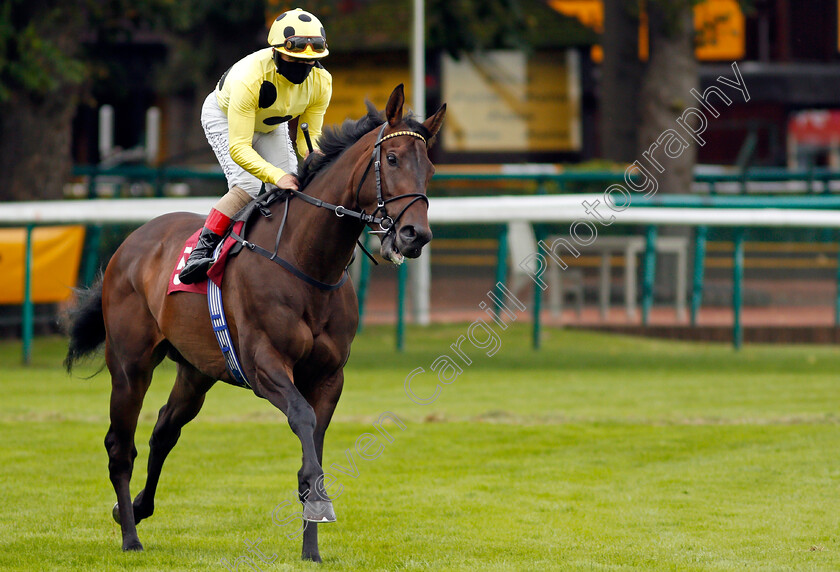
[[268, 8, 329, 60]]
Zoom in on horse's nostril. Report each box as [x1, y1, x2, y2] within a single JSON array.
[[399, 225, 417, 241], [397, 225, 431, 254]]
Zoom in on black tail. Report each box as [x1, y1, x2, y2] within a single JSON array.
[[63, 275, 106, 373]]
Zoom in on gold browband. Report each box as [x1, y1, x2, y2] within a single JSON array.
[[377, 130, 426, 145]]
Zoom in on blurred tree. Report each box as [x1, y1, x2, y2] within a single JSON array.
[[602, 0, 754, 184], [155, 0, 268, 97], [326, 0, 593, 55], [0, 0, 172, 200], [152, 0, 268, 165], [601, 0, 699, 178], [617, 0, 697, 301], [427, 0, 528, 58], [0, 0, 279, 200], [637, 0, 697, 194], [602, 0, 752, 299], [600, 0, 642, 163]]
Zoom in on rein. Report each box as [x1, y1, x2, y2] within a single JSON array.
[[229, 123, 428, 291], [230, 192, 349, 291]]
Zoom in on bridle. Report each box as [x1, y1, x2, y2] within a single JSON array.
[[287, 124, 430, 234], [288, 122, 429, 236], [287, 122, 429, 265], [356, 122, 430, 236], [231, 122, 431, 290]]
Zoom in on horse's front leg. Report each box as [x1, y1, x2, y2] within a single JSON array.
[[299, 370, 345, 562], [252, 351, 337, 531]]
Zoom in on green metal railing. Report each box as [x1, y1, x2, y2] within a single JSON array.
[[732, 229, 746, 350], [73, 164, 226, 198], [12, 165, 840, 364], [72, 164, 840, 199], [22, 224, 34, 364], [396, 263, 408, 352], [641, 226, 658, 327], [691, 226, 708, 326], [493, 224, 509, 319]]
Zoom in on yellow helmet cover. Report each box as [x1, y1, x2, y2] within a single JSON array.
[[268, 8, 329, 59]]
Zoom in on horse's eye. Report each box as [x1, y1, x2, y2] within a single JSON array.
[[387, 153, 398, 166]]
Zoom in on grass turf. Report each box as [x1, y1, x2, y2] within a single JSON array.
[[0, 325, 839, 570]]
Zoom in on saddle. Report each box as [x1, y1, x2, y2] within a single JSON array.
[[166, 188, 285, 296]]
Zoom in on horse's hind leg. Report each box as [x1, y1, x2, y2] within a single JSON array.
[[131, 363, 215, 525], [104, 314, 165, 551]]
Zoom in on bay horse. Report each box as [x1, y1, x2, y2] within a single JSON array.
[[64, 84, 446, 562]]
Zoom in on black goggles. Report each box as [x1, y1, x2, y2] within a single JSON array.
[[281, 36, 327, 53]]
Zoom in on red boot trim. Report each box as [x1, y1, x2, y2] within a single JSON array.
[[205, 209, 232, 235]]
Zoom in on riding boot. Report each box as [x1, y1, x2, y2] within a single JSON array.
[[179, 209, 231, 284]]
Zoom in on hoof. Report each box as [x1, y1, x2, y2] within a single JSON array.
[[132, 489, 153, 523], [112, 502, 121, 524], [303, 500, 336, 523], [302, 552, 322, 563], [122, 540, 144, 551]]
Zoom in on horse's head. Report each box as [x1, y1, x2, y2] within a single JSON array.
[[362, 84, 446, 264]]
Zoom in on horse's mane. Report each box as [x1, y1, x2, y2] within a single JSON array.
[[298, 102, 430, 189]]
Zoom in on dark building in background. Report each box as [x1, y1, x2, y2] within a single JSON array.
[[698, 0, 840, 167], [68, 0, 840, 172]]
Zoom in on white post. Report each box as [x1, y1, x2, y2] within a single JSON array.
[[98, 105, 114, 162], [145, 107, 161, 165], [599, 253, 611, 320], [410, 0, 431, 325], [412, 0, 425, 119]]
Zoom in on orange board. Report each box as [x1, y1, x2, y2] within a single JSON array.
[[0, 226, 85, 304], [550, 0, 745, 62]]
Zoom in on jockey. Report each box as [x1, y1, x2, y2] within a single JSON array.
[[179, 8, 332, 284]]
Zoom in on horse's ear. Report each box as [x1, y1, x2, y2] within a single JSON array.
[[422, 104, 447, 147], [386, 84, 405, 127]]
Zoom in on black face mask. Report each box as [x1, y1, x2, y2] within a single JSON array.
[[273, 51, 313, 84]]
